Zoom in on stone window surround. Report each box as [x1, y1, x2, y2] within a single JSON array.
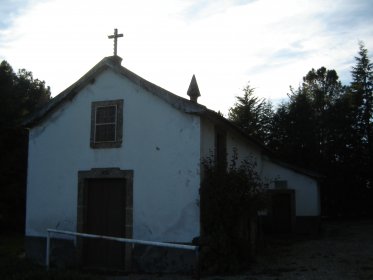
[[90, 99, 123, 149], [77, 168, 133, 271]]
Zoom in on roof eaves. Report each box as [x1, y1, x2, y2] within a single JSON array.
[[113, 64, 207, 114], [23, 57, 111, 127], [198, 108, 270, 151], [197, 109, 322, 180], [263, 155, 323, 179]]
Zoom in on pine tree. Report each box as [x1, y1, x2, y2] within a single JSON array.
[[349, 42, 373, 213], [228, 83, 274, 144], [350, 42, 373, 148]]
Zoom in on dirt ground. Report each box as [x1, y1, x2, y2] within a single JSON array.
[[236, 219, 373, 280], [121, 219, 373, 280]]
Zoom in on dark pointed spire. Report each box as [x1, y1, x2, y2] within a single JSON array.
[[187, 75, 201, 103]]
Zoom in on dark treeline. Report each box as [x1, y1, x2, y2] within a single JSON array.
[[0, 61, 51, 233], [229, 42, 373, 217]]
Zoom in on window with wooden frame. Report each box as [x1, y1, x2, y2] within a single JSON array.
[[90, 100, 123, 148]]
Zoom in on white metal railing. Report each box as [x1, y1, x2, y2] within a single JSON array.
[[46, 228, 199, 269]]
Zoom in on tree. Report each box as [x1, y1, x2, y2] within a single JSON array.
[[0, 61, 51, 127], [0, 60, 51, 233], [302, 68, 346, 165], [267, 102, 289, 155], [228, 83, 274, 144], [267, 67, 351, 215], [230, 43, 373, 217], [348, 42, 373, 214], [350, 42, 373, 144], [268, 67, 347, 165]]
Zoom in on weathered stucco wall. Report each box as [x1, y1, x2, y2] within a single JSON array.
[[226, 130, 263, 170], [262, 158, 320, 216], [26, 69, 201, 243]]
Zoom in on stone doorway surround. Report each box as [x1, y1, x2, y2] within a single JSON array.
[[77, 168, 133, 271]]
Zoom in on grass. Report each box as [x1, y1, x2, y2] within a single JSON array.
[[0, 234, 105, 280]]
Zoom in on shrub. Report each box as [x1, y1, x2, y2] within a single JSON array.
[[199, 150, 268, 273]]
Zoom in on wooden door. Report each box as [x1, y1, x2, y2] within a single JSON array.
[[270, 190, 295, 233], [83, 178, 126, 269]]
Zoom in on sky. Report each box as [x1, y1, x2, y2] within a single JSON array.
[[1, 0, 372, 115]]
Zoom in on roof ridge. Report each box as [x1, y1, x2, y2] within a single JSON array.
[[22, 56, 206, 127]]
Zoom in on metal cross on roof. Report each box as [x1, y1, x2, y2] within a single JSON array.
[[108, 28, 123, 56]]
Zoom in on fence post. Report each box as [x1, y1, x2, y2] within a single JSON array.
[[46, 230, 50, 270]]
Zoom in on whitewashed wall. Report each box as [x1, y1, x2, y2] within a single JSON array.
[[200, 119, 263, 169], [26, 69, 201, 242], [262, 158, 320, 216], [226, 130, 263, 171]]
